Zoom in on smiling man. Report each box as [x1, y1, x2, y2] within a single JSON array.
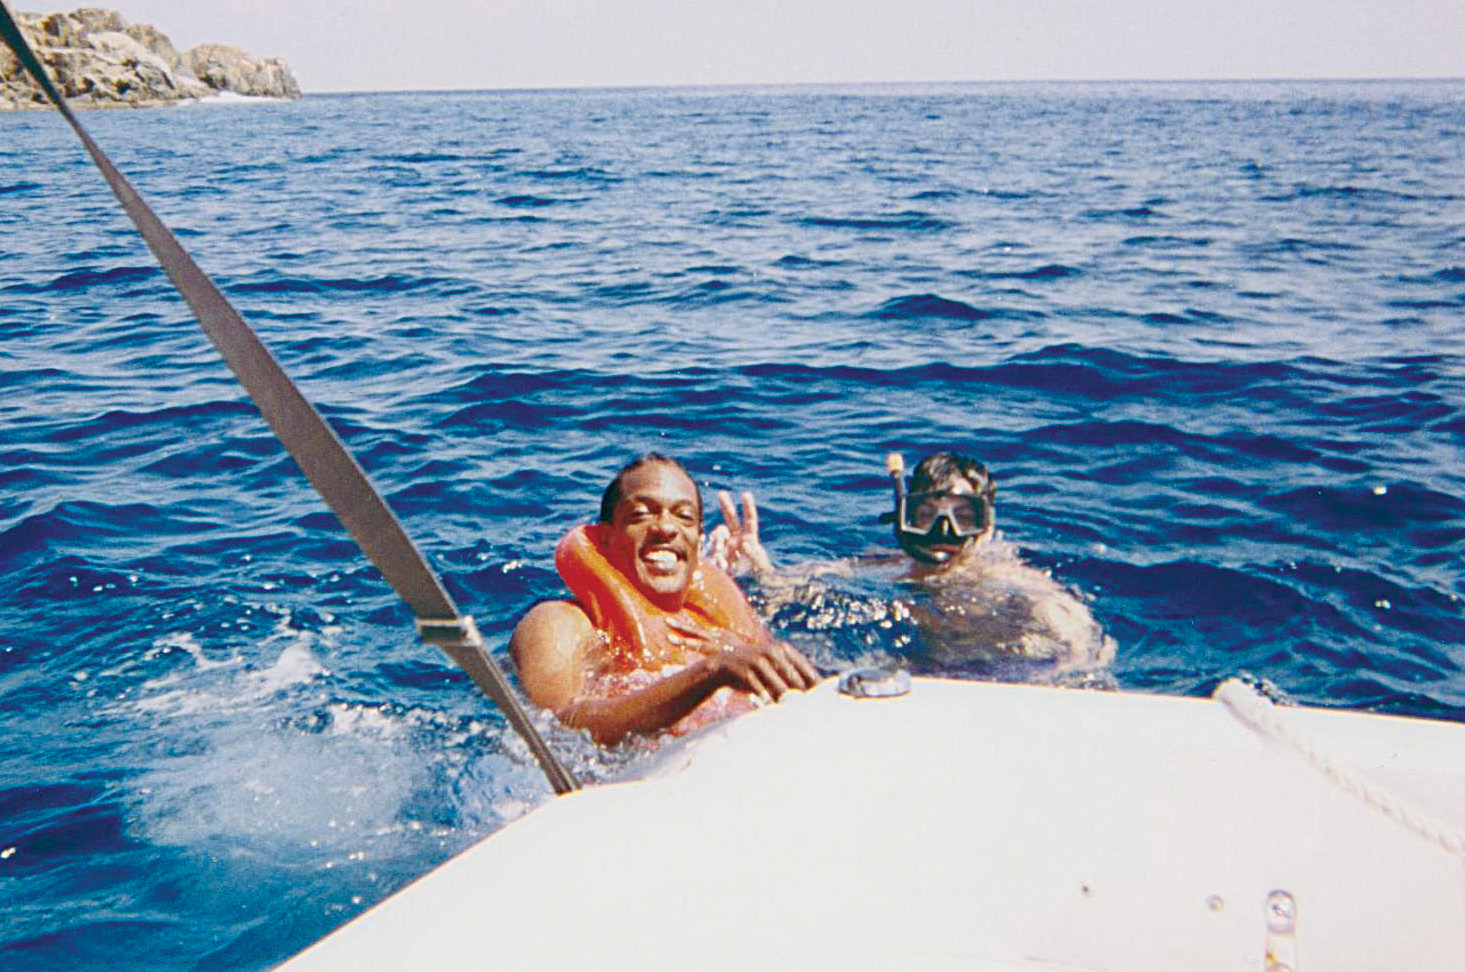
[[509, 453, 820, 745]]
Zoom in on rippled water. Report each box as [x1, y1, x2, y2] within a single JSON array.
[[2, 80, 1464, 970]]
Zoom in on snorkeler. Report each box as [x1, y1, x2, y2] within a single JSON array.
[[711, 451, 1115, 679], [509, 453, 820, 745]]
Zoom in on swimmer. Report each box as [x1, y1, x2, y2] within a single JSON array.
[[710, 451, 1115, 679], [510, 453, 821, 745]]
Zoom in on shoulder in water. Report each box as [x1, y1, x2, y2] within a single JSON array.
[[878, 451, 1115, 680]]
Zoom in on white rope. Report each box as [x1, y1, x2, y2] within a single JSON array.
[[1215, 678, 1465, 863]]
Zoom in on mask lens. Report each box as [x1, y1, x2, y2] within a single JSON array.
[[947, 498, 986, 534], [900, 492, 987, 537]]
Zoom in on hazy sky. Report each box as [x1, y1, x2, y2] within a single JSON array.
[[74, 0, 1465, 92]]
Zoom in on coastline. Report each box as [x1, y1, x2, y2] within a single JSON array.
[[1, 6, 300, 110]]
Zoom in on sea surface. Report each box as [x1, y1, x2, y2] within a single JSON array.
[[2, 80, 1464, 970]]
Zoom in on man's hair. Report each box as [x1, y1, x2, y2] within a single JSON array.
[[598, 453, 702, 524], [909, 451, 996, 500]]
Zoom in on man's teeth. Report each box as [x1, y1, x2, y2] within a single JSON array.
[[644, 550, 678, 568]]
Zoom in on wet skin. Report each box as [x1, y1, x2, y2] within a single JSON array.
[[602, 463, 702, 609], [509, 460, 820, 744]]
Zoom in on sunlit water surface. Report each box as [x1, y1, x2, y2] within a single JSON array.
[[2, 80, 1463, 970]]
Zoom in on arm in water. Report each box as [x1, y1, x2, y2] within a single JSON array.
[[510, 599, 819, 746]]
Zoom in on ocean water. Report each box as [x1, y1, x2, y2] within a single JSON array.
[[2, 80, 1464, 969]]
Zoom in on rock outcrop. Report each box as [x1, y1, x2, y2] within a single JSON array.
[[1, 7, 301, 108]]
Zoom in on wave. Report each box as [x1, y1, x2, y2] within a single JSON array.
[[39, 402, 259, 444], [382, 152, 467, 164], [230, 273, 458, 294], [1387, 297, 1463, 310], [1263, 184, 1425, 202], [1082, 204, 1165, 219], [799, 213, 951, 232], [776, 254, 845, 268], [5, 266, 160, 293], [1140, 309, 1233, 325], [1122, 235, 1212, 249], [1260, 481, 1465, 530], [1077, 556, 1463, 703], [1241, 237, 1364, 257], [869, 293, 1042, 321], [495, 195, 562, 207], [2, 501, 225, 550], [522, 166, 618, 181], [960, 264, 1082, 280], [726, 347, 1457, 439], [437, 397, 577, 431]]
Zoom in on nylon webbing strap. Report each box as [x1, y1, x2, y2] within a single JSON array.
[[2, 2, 577, 794]]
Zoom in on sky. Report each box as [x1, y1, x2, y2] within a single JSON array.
[[47, 0, 1465, 92]]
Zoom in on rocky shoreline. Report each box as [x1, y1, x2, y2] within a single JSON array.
[[1, 7, 301, 109]]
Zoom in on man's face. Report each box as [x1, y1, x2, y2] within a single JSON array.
[[605, 462, 702, 605], [898, 478, 991, 565]]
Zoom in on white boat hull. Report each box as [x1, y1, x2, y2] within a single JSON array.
[[280, 677, 1465, 970]]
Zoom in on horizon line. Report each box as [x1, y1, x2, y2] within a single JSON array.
[[298, 75, 1465, 97]]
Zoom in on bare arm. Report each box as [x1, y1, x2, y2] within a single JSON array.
[[509, 600, 820, 746]]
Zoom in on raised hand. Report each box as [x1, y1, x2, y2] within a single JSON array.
[[707, 489, 775, 577]]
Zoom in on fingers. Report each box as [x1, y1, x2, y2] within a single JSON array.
[[739, 490, 759, 537], [715, 641, 821, 700], [717, 490, 741, 532], [665, 618, 717, 648], [706, 523, 730, 569], [718, 489, 762, 540], [714, 489, 773, 576], [783, 644, 822, 689], [742, 659, 776, 702], [766, 641, 820, 690]]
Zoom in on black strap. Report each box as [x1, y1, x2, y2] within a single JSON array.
[[1, 2, 577, 794]]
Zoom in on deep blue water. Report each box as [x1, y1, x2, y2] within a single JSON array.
[[2, 80, 1464, 970]]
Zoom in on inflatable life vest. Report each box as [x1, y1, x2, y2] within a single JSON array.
[[555, 522, 772, 674]]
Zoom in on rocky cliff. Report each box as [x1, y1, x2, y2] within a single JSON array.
[[1, 7, 301, 108]]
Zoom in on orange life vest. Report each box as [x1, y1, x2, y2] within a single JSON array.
[[554, 522, 772, 675]]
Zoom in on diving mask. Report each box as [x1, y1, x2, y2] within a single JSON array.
[[886, 451, 995, 563], [898, 490, 991, 537]]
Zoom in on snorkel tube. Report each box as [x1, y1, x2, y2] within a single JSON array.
[[886, 451, 907, 518]]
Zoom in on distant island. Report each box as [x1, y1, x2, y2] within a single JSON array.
[[1, 7, 301, 109]]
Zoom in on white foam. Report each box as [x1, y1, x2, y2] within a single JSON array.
[[179, 91, 295, 108]]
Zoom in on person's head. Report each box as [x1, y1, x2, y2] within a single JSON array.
[[890, 451, 996, 565], [599, 453, 703, 607]]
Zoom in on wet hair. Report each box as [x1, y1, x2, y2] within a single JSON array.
[[598, 453, 702, 524], [909, 451, 996, 502]]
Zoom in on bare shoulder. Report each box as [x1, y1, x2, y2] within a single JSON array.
[[509, 599, 597, 710], [514, 598, 591, 637]]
